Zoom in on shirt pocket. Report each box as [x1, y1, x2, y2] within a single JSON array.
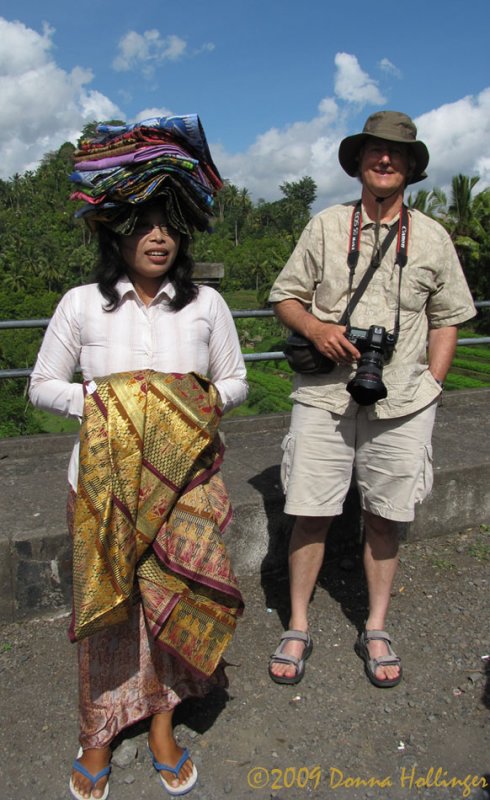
[[386, 266, 433, 314]]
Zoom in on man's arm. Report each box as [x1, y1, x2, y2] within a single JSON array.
[[273, 299, 360, 365], [427, 325, 458, 384]]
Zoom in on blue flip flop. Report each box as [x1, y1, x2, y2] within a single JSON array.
[[148, 741, 198, 796], [69, 747, 111, 800]]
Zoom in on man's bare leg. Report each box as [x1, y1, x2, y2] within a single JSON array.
[[362, 510, 401, 682], [269, 515, 332, 680]]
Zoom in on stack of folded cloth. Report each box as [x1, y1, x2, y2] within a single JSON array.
[[70, 114, 223, 234]]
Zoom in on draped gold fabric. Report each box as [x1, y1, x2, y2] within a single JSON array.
[[70, 370, 243, 677]]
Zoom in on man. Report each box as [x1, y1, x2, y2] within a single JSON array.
[[268, 111, 476, 688]]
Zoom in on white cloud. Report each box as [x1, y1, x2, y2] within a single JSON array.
[[0, 18, 121, 179], [0, 18, 53, 75], [132, 106, 174, 123], [334, 53, 386, 105], [213, 60, 381, 208], [415, 89, 490, 192], [1, 24, 488, 217], [379, 58, 402, 79], [214, 97, 354, 209], [112, 30, 187, 73], [196, 42, 215, 55], [217, 85, 490, 212]]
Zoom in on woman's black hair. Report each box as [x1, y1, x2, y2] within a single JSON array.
[[93, 223, 198, 312]]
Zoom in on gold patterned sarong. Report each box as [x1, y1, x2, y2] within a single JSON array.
[[70, 370, 243, 677]]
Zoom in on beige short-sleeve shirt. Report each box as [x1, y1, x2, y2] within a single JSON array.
[[269, 201, 476, 419]]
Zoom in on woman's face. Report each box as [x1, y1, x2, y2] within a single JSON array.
[[119, 207, 181, 285]]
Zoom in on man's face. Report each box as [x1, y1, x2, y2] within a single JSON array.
[[359, 136, 410, 199]]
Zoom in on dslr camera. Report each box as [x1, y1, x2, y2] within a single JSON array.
[[345, 324, 397, 406]]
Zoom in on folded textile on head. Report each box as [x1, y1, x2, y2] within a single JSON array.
[[70, 114, 222, 234], [70, 370, 243, 678]]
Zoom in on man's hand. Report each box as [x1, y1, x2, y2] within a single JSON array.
[[273, 299, 360, 366], [306, 319, 361, 366], [427, 325, 458, 384]]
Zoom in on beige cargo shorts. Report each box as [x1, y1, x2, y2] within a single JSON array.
[[281, 400, 438, 522]]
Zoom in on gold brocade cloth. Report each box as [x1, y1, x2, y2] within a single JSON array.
[[70, 370, 244, 678]]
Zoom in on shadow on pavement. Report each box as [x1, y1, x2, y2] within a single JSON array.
[[249, 465, 368, 634]]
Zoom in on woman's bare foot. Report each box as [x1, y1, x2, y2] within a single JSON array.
[[70, 746, 111, 800], [149, 711, 196, 791]]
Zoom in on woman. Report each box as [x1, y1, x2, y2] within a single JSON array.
[[30, 119, 247, 799]]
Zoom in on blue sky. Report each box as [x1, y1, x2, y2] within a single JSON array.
[[1, 0, 489, 209]]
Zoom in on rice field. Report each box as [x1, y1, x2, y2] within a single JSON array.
[[225, 294, 490, 418]]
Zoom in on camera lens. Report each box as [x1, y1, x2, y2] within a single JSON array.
[[346, 350, 388, 406]]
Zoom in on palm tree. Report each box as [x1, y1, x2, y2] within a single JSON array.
[[407, 188, 447, 219], [3, 272, 28, 292], [448, 175, 481, 237], [443, 175, 490, 302], [215, 181, 253, 245]]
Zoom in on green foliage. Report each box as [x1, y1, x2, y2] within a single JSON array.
[[32, 409, 80, 434], [246, 367, 293, 415], [407, 179, 490, 310], [451, 356, 490, 376], [0, 133, 489, 436], [0, 142, 98, 300], [0, 380, 43, 437], [445, 374, 489, 390], [227, 363, 293, 418], [0, 289, 61, 377]]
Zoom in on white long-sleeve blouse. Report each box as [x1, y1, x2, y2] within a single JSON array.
[[30, 275, 248, 486]]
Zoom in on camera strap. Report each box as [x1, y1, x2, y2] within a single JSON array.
[[341, 201, 409, 329]]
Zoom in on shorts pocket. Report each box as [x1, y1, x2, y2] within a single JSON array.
[[414, 443, 433, 504], [280, 433, 295, 494]]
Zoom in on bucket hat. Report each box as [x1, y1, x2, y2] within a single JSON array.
[[338, 111, 429, 184]]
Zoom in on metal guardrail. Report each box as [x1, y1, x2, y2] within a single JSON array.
[[1, 303, 490, 379]]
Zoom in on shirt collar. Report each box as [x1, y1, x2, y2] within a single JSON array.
[[117, 274, 176, 303], [360, 202, 410, 229]]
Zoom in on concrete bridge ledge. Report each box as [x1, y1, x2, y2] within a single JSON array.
[[0, 389, 489, 623]]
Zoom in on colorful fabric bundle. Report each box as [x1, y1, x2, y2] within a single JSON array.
[[70, 114, 223, 234], [70, 370, 244, 677]]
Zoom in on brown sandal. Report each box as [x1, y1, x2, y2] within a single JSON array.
[[355, 629, 402, 688], [268, 629, 313, 685]]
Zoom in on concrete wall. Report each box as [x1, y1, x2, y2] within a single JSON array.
[[1, 389, 489, 622]]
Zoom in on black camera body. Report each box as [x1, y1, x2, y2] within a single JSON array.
[[345, 324, 396, 360], [346, 324, 397, 406], [283, 324, 397, 405]]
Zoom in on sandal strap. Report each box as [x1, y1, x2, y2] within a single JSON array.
[[370, 655, 401, 669], [364, 629, 391, 644], [270, 653, 301, 668], [270, 628, 310, 664], [279, 629, 309, 644], [362, 630, 401, 669], [72, 758, 111, 786], [150, 746, 191, 777]]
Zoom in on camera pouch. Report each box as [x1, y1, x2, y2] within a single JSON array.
[[283, 332, 335, 375]]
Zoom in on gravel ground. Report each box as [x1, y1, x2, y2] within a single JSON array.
[[0, 526, 489, 800]]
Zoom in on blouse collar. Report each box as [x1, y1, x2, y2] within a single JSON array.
[[117, 274, 176, 303]]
